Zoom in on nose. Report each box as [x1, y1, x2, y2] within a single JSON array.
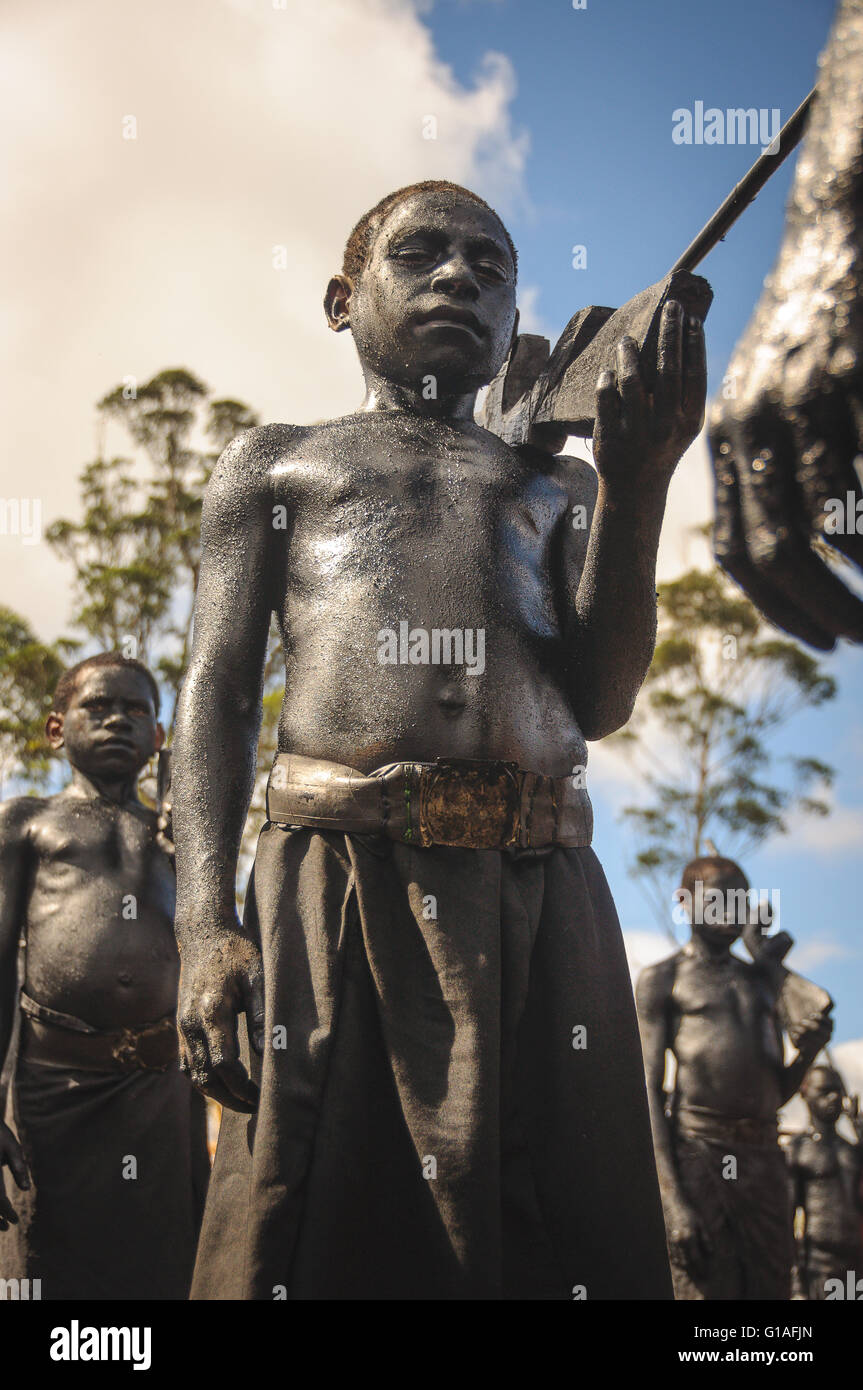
[[431, 253, 479, 299], [104, 706, 132, 730]]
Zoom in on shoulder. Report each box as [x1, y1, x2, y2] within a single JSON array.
[[0, 794, 45, 846], [208, 423, 302, 491], [202, 423, 306, 532], [555, 452, 599, 495], [636, 952, 681, 1008], [783, 1131, 807, 1166]]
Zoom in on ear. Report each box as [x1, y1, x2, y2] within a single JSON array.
[[324, 274, 353, 333], [45, 711, 64, 749], [153, 722, 166, 753]]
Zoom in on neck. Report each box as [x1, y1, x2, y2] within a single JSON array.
[[808, 1116, 837, 1140], [686, 933, 734, 964], [359, 372, 478, 422], [67, 765, 141, 807]]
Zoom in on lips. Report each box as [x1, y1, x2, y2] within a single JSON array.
[[414, 305, 484, 337]]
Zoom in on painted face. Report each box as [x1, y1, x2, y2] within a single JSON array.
[[688, 866, 751, 946], [56, 666, 160, 779], [805, 1071, 843, 1125], [347, 191, 517, 394]]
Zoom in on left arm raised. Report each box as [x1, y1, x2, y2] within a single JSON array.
[[560, 300, 706, 739]]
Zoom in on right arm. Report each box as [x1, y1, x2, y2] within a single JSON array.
[[635, 959, 711, 1273], [173, 426, 284, 1112], [0, 799, 34, 1227]]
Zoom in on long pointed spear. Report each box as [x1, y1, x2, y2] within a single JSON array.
[[671, 90, 815, 273], [481, 91, 817, 446]]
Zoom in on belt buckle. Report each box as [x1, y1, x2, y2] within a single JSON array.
[[112, 1028, 142, 1071], [419, 759, 520, 849]]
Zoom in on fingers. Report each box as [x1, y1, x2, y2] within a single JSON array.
[[244, 969, 266, 1057], [4, 1141, 29, 1192], [792, 395, 863, 569], [709, 432, 837, 649], [180, 1008, 259, 1115], [616, 336, 648, 434], [709, 372, 863, 648], [709, 408, 863, 646], [593, 368, 622, 463], [734, 412, 863, 642], [654, 299, 683, 426], [682, 314, 707, 431], [0, 1173, 19, 1231]]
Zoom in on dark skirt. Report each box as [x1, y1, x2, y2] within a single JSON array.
[[192, 825, 671, 1301], [1, 1055, 208, 1300], [670, 1129, 793, 1300]]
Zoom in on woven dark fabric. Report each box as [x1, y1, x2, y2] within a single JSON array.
[[192, 824, 671, 1300], [670, 1127, 793, 1301], [0, 1044, 209, 1299]]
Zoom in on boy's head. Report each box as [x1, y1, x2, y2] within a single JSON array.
[[325, 180, 519, 395], [678, 854, 750, 946], [801, 1065, 844, 1126], [46, 653, 163, 781]]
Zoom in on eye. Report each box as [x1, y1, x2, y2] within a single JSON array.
[[391, 244, 435, 264], [474, 260, 508, 283]]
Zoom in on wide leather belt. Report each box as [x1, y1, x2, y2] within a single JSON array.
[[19, 993, 179, 1074], [673, 1103, 778, 1148], [265, 754, 593, 850]]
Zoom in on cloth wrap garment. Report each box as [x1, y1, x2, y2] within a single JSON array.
[[0, 994, 209, 1301], [669, 1118, 793, 1301], [192, 776, 672, 1299]]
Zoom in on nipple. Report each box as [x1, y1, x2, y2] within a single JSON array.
[[437, 681, 467, 716]]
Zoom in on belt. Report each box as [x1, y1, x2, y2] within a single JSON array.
[[265, 754, 593, 850], [19, 993, 179, 1074], [673, 1103, 778, 1148]]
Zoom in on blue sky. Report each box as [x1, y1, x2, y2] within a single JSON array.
[[424, 0, 862, 1041]]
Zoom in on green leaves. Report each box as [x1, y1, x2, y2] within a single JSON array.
[[0, 608, 66, 793], [48, 369, 259, 732], [619, 565, 837, 927]]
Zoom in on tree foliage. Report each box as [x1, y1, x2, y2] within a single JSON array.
[[47, 369, 259, 730], [44, 369, 278, 867], [0, 608, 69, 795], [616, 567, 837, 927]]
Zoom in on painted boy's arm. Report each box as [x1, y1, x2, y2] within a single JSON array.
[[172, 428, 278, 1113], [0, 801, 33, 1227], [564, 302, 706, 739], [636, 962, 712, 1276], [780, 1011, 834, 1102]]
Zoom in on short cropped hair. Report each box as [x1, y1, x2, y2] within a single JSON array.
[[801, 1065, 843, 1097], [342, 180, 518, 285], [53, 652, 161, 717], [680, 855, 748, 896]]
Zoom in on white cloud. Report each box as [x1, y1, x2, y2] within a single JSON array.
[[657, 430, 713, 582], [622, 928, 676, 985], [834, 1038, 863, 1100], [0, 0, 528, 640], [768, 804, 863, 856], [787, 939, 854, 972]]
